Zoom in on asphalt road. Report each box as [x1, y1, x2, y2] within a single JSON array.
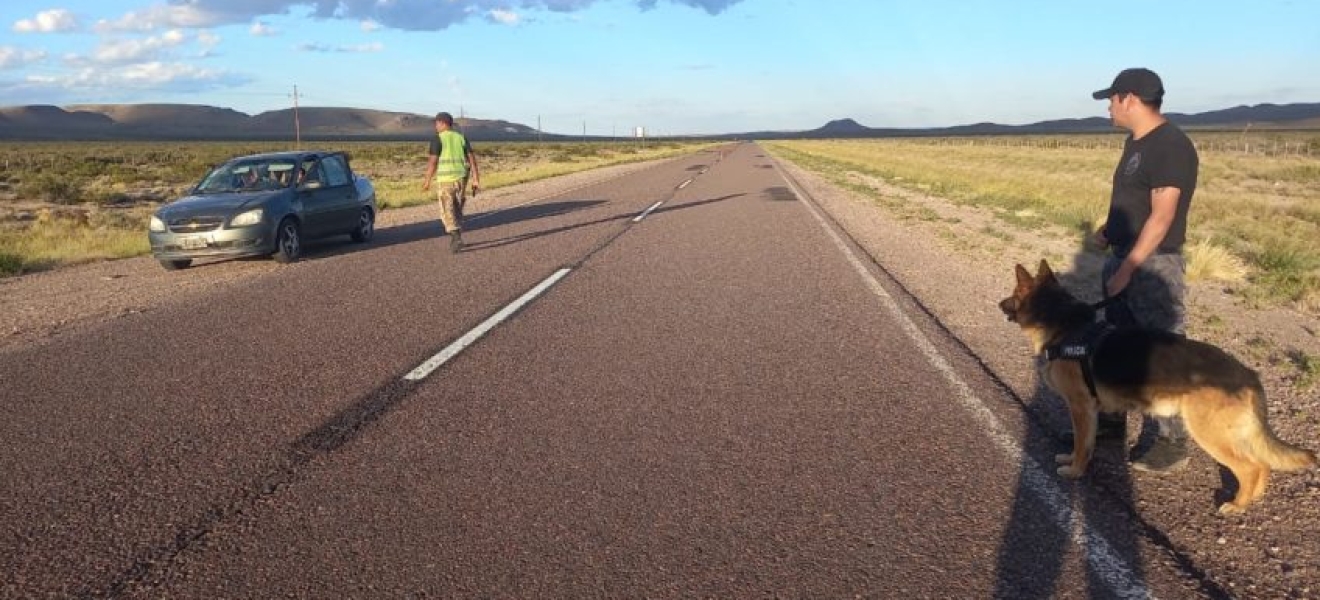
[[1, 143, 1221, 598]]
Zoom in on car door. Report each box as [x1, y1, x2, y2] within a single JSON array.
[[295, 157, 338, 239], [316, 154, 360, 235]]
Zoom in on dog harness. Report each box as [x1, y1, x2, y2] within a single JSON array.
[[1044, 320, 1114, 398]]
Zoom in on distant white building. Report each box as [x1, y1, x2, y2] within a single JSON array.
[[634, 126, 645, 138]]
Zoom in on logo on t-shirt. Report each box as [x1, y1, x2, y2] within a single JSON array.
[[1124, 152, 1142, 176]]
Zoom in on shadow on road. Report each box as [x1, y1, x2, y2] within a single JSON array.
[[461, 193, 746, 253], [991, 239, 1147, 598], [991, 235, 1232, 598]]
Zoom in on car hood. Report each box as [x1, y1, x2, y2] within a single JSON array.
[[157, 190, 283, 218]]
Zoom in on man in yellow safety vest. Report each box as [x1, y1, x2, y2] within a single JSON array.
[[422, 111, 481, 253]]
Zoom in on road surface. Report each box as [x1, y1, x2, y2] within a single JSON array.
[[1, 143, 1242, 597]]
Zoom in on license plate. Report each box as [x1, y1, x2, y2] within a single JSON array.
[[178, 236, 208, 250]]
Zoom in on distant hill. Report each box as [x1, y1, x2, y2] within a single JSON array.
[[0, 103, 544, 141], [1, 101, 1317, 141], [748, 102, 1320, 140]]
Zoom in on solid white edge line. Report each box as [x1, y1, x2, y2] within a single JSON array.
[[775, 164, 1155, 600], [633, 201, 664, 223], [403, 268, 573, 382]]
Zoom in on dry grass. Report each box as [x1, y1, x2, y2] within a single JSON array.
[[764, 135, 1320, 312], [0, 140, 714, 275]]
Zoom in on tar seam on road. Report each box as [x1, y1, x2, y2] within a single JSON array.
[[772, 162, 1155, 600], [632, 201, 665, 223], [404, 267, 573, 381]]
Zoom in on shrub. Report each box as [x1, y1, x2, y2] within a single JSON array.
[[17, 174, 84, 204], [0, 251, 22, 276]]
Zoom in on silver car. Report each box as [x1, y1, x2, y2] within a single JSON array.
[[148, 150, 376, 270]]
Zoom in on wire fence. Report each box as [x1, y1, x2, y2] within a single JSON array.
[[904, 134, 1319, 157]]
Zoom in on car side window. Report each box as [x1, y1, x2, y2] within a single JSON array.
[[321, 155, 351, 188], [298, 159, 323, 189]]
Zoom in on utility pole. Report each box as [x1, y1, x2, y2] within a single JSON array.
[[289, 84, 302, 149], [537, 115, 542, 145]]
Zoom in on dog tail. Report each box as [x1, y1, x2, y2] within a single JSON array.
[[1243, 384, 1318, 471]]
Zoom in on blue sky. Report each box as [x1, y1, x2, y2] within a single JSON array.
[[1, 1, 1317, 135]]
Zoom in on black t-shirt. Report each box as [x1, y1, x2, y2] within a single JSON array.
[[1103, 121, 1198, 255]]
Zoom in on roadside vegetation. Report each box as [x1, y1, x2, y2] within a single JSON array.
[[764, 132, 1320, 314], [0, 139, 712, 276]]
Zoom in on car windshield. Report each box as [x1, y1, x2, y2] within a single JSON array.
[[195, 159, 299, 193]]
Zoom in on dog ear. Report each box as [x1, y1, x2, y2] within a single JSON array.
[[1036, 259, 1056, 284], [1015, 264, 1032, 287]]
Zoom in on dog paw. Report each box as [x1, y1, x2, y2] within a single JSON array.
[[1057, 465, 1084, 479], [1055, 453, 1073, 465], [1218, 503, 1247, 516]]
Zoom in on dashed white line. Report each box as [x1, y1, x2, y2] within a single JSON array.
[[403, 268, 572, 382], [677, 178, 694, 189], [632, 201, 665, 223], [774, 164, 1154, 600]]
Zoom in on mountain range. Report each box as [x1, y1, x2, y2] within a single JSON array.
[[1, 102, 1317, 141]]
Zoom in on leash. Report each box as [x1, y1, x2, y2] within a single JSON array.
[[1090, 290, 1125, 311]]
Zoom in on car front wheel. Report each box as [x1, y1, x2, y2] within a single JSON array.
[[272, 218, 302, 263], [350, 207, 374, 243]]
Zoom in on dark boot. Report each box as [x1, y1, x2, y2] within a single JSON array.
[[449, 230, 463, 254], [1131, 436, 1190, 473]]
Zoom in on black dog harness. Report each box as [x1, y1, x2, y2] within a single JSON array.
[[1044, 320, 1114, 398]]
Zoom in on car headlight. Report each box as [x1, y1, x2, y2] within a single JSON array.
[[149, 215, 166, 232], [229, 208, 263, 228]]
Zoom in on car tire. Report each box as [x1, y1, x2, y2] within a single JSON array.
[[272, 217, 302, 263], [159, 259, 192, 271], [350, 208, 374, 243]]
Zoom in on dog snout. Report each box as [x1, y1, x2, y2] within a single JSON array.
[[998, 297, 1018, 322]]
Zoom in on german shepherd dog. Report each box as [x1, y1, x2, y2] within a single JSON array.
[[999, 260, 1316, 514]]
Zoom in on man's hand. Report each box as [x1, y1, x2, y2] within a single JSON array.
[[470, 179, 480, 197], [422, 179, 431, 192], [1089, 229, 1110, 251], [1106, 264, 1134, 298]]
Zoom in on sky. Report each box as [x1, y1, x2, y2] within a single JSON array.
[[1, 1, 1317, 135]]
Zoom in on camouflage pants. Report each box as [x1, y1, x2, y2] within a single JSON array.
[[1101, 252, 1187, 335], [435, 179, 467, 234], [1101, 252, 1189, 440]]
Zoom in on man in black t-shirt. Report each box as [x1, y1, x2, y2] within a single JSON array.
[[1089, 68, 1199, 473]]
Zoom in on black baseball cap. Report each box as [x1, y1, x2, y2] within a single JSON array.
[[1092, 68, 1164, 101]]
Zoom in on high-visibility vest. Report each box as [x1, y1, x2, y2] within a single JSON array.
[[435, 130, 470, 183]]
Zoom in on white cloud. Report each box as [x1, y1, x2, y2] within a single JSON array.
[[94, 4, 220, 33], [13, 9, 80, 33], [0, 46, 49, 69], [488, 10, 521, 25], [93, 0, 745, 33], [35, 61, 233, 90], [85, 30, 189, 64], [296, 41, 384, 53], [250, 21, 278, 36], [197, 31, 221, 48]]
